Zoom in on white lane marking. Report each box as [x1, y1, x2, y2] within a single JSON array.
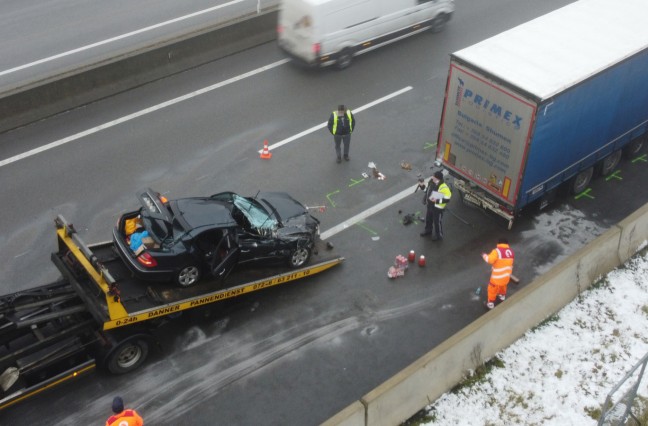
[[0, 59, 289, 168], [264, 86, 413, 152], [320, 182, 423, 240], [0, 0, 246, 77]]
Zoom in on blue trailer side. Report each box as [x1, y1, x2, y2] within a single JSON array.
[[518, 47, 648, 209]]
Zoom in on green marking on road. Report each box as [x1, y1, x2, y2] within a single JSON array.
[[348, 178, 365, 187], [356, 221, 378, 236], [605, 170, 622, 181], [574, 188, 595, 200], [632, 154, 647, 164], [424, 141, 436, 150], [326, 190, 340, 208]]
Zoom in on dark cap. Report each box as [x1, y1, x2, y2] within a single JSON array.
[[112, 396, 124, 414], [338, 104, 345, 111], [433, 171, 444, 180]]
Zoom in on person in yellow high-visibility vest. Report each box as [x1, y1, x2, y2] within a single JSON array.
[[482, 238, 515, 310], [327, 105, 356, 163], [421, 171, 451, 240]]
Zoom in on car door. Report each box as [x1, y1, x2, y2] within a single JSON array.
[[209, 229, 240, 280], [237, 229, 279, 264]]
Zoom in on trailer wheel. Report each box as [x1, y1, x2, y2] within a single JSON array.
[[430, 14, 449, 33], [598, 150, 622, 176], [105, 338, 149, 374], [336, 48, 354, 70], [570, 167, 594, 194], [175, 265, 201, 287], [623, 136, 645, 158], [288, 246, 311, 268]]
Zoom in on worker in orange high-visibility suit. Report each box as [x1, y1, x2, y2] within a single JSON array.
[[106, 396, 143, 426], [482, 238, 515, 310]]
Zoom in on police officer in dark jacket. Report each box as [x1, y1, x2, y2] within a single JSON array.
[[327, 105, 356, 163], [420, 171, 452, 240]]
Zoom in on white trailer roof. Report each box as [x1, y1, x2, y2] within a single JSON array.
[[453, 0, 648, 100]]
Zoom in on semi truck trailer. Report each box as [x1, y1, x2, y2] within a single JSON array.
[[435, 0, 648, 228]]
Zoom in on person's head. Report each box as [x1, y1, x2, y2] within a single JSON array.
[[112, 396, 124, 414], [337, 104, 345, 115], [498, 238, 509, 245], [432, 171, 444, 184]]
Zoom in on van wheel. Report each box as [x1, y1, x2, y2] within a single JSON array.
[[598, 150, 622, 176], [430, 14, 448, 33], [336, 49, 353, 70], [623, 136, 645, 158], [570, 167, 594, 194], [176, 265, 201, 287]]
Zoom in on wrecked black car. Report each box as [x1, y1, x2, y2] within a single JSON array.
[[113, 188, 320, 287]]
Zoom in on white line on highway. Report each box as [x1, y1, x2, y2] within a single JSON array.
[[320, 182, 422, 240], [264, 86, 413, 152], [0, 59, 289, 168], [0, 0, 246, 77]]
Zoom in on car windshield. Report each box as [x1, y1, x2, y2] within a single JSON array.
[[232, 194, 278, 232]]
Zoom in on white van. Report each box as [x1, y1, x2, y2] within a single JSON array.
[[277, 0, 454, 69]]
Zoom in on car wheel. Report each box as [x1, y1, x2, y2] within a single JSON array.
[[175, 265, 201, 287], [336, 48, 353, 70], [104, 338, 149, 374], [570, 167, 594, 194], [598, 150, 622, 176], [288, 246, 311, 268], [430, 14, 448, 33]]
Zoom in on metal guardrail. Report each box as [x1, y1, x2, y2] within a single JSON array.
[[599, 350, 648, 425]]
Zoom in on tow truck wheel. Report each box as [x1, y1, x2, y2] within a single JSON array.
[[176, 265, 201, 287], [105, 338, 149, 374], [288, 246, 311, 268]]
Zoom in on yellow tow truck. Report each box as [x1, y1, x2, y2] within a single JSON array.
[[0, 215, 343, 410]]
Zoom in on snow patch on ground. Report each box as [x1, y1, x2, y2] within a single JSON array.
[[423, 249, 648, 425]]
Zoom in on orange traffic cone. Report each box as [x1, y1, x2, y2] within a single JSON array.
[[260, 139, 272, 159]]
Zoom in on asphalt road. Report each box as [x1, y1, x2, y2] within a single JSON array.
[[0, 0, 278, 92], [1, 0, 647, 424]]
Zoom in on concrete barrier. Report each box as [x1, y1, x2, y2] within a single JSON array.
[[0, 9, 278, 134], [325, 201, 648, 426], [321, 401, 365, 426]]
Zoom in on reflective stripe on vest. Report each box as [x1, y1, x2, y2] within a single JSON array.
[[435, 183, 452, 209], [491, 246, 514, 282], [331, 110, 353, 135]]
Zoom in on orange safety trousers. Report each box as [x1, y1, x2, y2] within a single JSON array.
[[485, 244, 514, 303]]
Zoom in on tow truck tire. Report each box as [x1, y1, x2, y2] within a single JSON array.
[[175, 265, 201, 287], [104, 337, 149, 374], [288, 246, 311, 268]]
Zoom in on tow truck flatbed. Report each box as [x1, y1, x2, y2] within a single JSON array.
[[0, 215, 343, 410]]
